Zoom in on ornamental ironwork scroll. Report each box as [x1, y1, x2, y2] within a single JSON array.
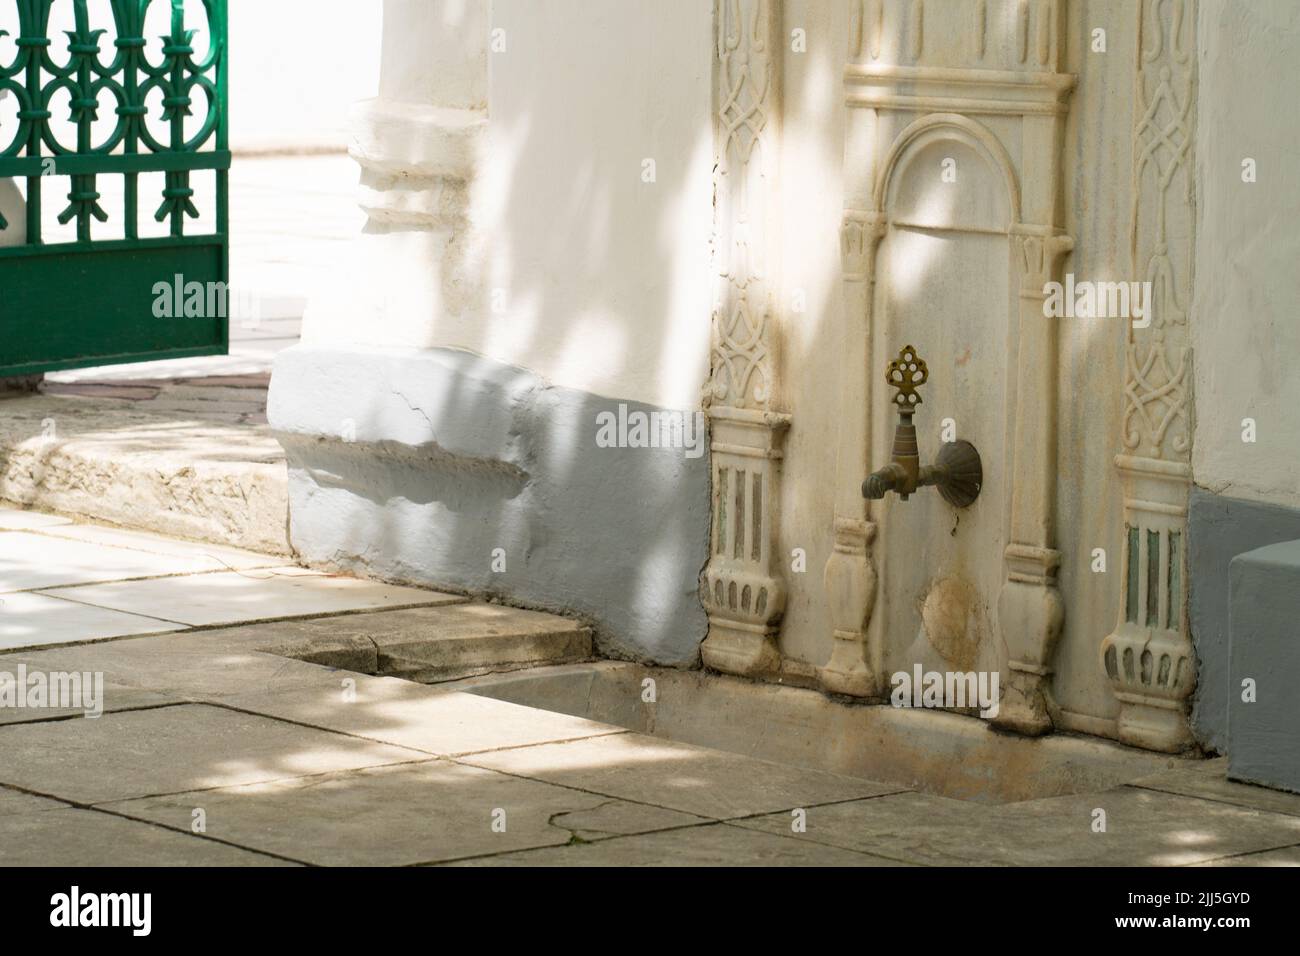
[[0, 0, 229, 377]]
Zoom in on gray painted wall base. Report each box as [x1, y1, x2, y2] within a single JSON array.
[[268, 344, 710, 665], [1189, 487, 1300, 752], [1229, 539, 1300, 793]]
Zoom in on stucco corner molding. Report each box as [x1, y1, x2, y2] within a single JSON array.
[[347, 98, 487, 181]]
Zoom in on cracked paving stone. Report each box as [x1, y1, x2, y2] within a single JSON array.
[[104, 760, 708, 866], [440, 822, 911, 867], [461, 732, 900, 819], [544, 798, 707, 843]]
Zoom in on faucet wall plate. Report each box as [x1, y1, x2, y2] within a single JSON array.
[[933, 439, 983, 508]]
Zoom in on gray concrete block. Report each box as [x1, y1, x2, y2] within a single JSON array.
[[1189, 487, 1300, 751], [1228, 539, 1300, 792]]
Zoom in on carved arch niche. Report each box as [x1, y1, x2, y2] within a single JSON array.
[[822, 0, 1075, 738], [874, 116, 1018, 698]]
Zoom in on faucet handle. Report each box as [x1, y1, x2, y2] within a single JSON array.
[[886, 344, 928, 409]]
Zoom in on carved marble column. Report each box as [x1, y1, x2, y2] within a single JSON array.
[[699, 0, 792, 677], [821, 212, 886, 697], [994, 230, 1073, 735], [1100, 0, 1197, 752]]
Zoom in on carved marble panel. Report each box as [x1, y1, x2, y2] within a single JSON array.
[[824, 1, 1076, 739]]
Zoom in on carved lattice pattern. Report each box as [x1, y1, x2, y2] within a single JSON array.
[[1125, 0, 1194, 461]]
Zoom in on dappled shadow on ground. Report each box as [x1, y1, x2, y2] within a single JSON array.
[[2, 627, 1299, 866]]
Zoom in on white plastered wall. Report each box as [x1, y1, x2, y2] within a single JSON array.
[[1191, 0, 1300, 511], [302, 0, 714, 412]]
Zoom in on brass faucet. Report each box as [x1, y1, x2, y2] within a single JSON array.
[[862, 345, 983, 508]]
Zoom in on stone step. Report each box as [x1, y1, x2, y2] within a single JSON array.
[[259, 602, 595, 683], [0, 393, 289, 555]]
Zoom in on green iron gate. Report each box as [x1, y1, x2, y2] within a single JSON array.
[[0, 0, 228, 376]]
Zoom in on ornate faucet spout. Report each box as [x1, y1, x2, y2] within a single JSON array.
[[862, 345, 983, 509]]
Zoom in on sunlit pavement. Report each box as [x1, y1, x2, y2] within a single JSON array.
[[0, 508, 1298, 866]]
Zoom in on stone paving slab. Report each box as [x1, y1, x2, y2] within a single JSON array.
[[0, 788, 67, 816], [176, 617, 365, 653], [0, 507, 73, 531], [462, 733, 902, 819], [2, 637, 367, 700], [0, 703, 427, 804], [542, 796, 709, 842], [179, 374, 274, 388], [220, 678, 625, 756], [41, 382, 271, 429], [442, 821, 906, 867], [1031, 788, 1300, 866], [454, 661, 1188, 804], [0, 530, 247, 592], [0, 686, 175, 725], [0, 808, 295, 866], [106, 760, 707, 866], [1191, 845, 1300, 866], [734, 793, 983, 866], [733, 787, 1300, 866], [4, 624, 1299, 866], [146, 385, 269, 406], [8, 603, 583, 713], [23, 523, 282, 572], [0, 505, 1296, 867], [0, 656, 178, 724], [35, 567, 461, 628], [255, 631, 380, 672], [1130, 757, 1300, 818], [0, 591, 181, 650], [0, 395, 289, 554], [39, 383, 160, 401], [283, 602, 593, 681]]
